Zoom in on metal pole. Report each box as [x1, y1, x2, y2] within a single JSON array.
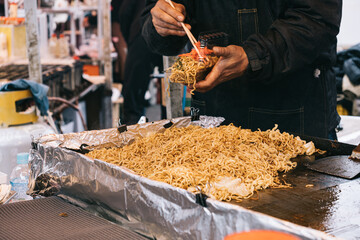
[[100, 0, 113, 129], [38, 12, 48, 58], [24, 0, 42, 83], [97, 0, 103, 63], [163, 56, 184, 119], [70, 12, 76, 48], [4, 0, 8, 17], [103, 0, 112, 92], [79, 13, 85, 46]]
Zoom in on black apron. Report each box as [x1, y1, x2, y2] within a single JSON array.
[[188, 0, 339, 138]]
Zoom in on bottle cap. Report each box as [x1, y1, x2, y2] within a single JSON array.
[[17, 152, 29, 164]]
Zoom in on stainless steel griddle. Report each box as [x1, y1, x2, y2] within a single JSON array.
[[0, 197, 148, 240], [236, 136, 360, 239]]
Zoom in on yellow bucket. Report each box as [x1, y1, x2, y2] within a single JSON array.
[[0, 89, 38, 127]]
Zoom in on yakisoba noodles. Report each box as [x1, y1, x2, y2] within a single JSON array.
[[168, 43, 219, 94], [169, 56, 219, 85], [86, 125, 318, 202]]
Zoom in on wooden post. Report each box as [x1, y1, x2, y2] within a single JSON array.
[[163, 56, 184, 119], [24, 0, 42, 83], [99, 0, 113, 129]]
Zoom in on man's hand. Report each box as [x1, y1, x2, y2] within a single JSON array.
[[191, 45, 249, 92], [150, 0, 191, 37]]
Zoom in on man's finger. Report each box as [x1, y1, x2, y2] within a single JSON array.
[[153, 16, 184, 31], [151, 7, 181, 29], [155, 27, 187, 37], [158, 0, 186, 22], [213, 46, 231, 57], [172, 2, 187, 21]]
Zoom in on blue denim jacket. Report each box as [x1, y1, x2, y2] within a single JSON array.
[[142, 0, 342, 138]]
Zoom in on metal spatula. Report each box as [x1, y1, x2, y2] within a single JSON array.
[[305, 155, 360, 179]]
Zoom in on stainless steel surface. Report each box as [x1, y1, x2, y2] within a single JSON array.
[[0, 196, 147, 240]]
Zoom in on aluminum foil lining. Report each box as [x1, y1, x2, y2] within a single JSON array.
[[28, 116, 335, 240]]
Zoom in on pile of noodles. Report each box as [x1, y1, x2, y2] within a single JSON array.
[[86, 125, 316, 202]]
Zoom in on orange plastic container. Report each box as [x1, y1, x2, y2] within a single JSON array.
[[83, 64, 100, 76], [224, 230, 300, 240]]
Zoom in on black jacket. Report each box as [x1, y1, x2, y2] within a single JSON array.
[[142, 0, 342, 138]]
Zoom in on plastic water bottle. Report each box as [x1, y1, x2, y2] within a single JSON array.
[[9, 153, 32, 201]]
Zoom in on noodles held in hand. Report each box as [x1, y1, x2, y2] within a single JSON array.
[[168, 43, 219, 94]]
